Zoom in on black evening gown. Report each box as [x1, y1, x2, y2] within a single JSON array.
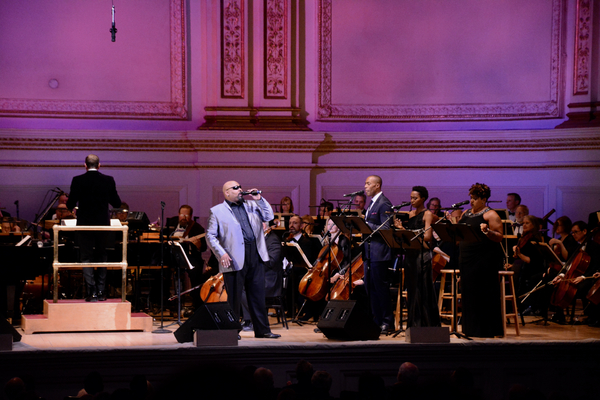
[[458, 208, 504, 337], [404, 211, 441, 327]]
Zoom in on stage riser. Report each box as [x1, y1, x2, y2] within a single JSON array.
[[21, 300, 152, 333]]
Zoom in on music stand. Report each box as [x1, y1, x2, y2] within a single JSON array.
[[167, 241, 195, 326], [432, 223, 481, 340], [282, 242, 313, 324]]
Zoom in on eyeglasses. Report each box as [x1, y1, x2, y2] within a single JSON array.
[[227, 185, 242, 191], [571, 230, 582, 235]]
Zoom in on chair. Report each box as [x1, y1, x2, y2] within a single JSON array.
[[265, 264, 288, 329], [499, 270, 520, 336]]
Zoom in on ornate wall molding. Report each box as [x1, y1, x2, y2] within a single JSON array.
[[264, 0, 288, 99], [0, 0, 187, 120], [1, 128, 598, 153], [573, 0, 591, 95], [221, 0, 245, 98], [318, 0, 563, 121]]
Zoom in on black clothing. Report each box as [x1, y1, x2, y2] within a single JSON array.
[[403, 211, 440, 327], [67, 170, 121, 294], [458, 208, 503, 337]]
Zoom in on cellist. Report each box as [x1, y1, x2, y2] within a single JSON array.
[[550, 221, 600, 324]]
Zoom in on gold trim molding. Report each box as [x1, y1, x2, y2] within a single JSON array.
[[317, 0, 563, 121], [573, 0, 591, 95], [0, 0, 187, 120]]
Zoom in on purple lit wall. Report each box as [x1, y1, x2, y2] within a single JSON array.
[[1, 0, 599, 228]]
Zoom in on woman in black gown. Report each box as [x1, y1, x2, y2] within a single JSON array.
[[394, 186, 441, 327], [455, 183, 504, 337]]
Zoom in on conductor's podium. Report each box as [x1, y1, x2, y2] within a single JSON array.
[[21, 223, 152, 334], [21, 300, 152, 334]]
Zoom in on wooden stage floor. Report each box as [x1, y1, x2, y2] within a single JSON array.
[[12, 314, 600, 350], [4, 314, 600, 400]]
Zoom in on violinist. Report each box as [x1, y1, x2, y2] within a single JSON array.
[[393, 186, 440, 328], [550, 221, 600, 325]]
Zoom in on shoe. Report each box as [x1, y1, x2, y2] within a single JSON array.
[[237, 335, 241, 340], [85, 292, 98, 302], [551, 313, 566, 325], [380, 324, 392, 335], [256, 332, 281, 339], [521, 306, 534, 316], [97, 291, 106, 301], [242, 322, 253, 332]]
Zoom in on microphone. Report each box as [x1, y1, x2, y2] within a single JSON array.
[[451, 200, 470, 208], [391, 201, 411, 210], [110, 5, 117, 42], [241, 190, 262, 196], [343, 190, 364, 197]]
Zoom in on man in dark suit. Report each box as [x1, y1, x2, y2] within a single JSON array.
[[363, 175, 395, 333], [206, 180, 280, 338], [67, 154, 121, 302]]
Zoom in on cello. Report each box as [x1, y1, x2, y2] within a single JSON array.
[[550, 228, 597, 308], [328, 254, 364, 301], [200, 273, 228, 303], [298, 234, 343, 302]]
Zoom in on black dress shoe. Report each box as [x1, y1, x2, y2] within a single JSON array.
[[551, 313, 566, 325], [85, 293, 98, 302], [97, 291, 107, 301], [380, 324, 392, 335], [256, 332, 281, 339]]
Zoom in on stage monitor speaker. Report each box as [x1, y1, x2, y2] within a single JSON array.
[[317, 300, 380, 341], [405, 327, 450, 343], [0, 317, 21, 343], [174, 302, 241, 343]]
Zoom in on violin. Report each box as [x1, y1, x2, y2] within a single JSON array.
[[298, 237, 343, 302], [431, 253, 447, 282], [328, 254, 364, 301]]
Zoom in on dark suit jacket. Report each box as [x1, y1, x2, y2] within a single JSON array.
[[67, 170, 121, 226], [264, 230, 283, 297], [364, 193, 393, 262]]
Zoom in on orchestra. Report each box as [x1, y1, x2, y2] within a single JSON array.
[[2, 176, 600, 338]]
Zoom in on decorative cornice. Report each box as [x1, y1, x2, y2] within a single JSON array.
[[221, 0, 245, 98], [0, 128, 599, 153], [264, 0, 288, 99], [0, 0, 187, 120], [573, 0, 591, 95], [1, 162, 599, 171], [318, 0, 563, 121]]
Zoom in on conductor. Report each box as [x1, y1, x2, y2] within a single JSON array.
[[67, 154, 122, 302]]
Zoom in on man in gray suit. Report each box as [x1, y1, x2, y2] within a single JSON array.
[[206, 181, 280, 338]]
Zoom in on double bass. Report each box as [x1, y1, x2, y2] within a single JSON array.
[[298, 234, 343, 302]]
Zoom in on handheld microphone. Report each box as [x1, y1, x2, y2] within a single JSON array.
[[110, 5, 117, 42], [343, 190, 364, 197], [391, 201, 411, 210], [451, 200, 470, 208], [241, 190, 262, 196]]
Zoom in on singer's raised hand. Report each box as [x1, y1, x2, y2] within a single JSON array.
[[249, 188, 261, 201]]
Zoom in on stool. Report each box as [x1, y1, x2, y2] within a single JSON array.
[[438, 269, 461, 328], [499, 270, 520, 337], [394, 268, 408, 331]]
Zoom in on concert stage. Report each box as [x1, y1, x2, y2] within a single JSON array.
[[3, 315, 600, 400]]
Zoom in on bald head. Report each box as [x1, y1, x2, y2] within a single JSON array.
[[85, 154, 100, 169], [223, 181, 243, 203], [364, 175, 383, 197]]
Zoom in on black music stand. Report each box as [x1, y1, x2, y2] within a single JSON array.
[[282, 242, 313, 325], [167, 241, 196, 327], [432, 223, 480, 340], [379, 229, 423, 336]]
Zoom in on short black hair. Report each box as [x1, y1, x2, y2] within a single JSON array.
[[507, 193, 521, 204], [412, 186, 429, 200]]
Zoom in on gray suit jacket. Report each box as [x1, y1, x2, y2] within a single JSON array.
[[206, 198, 274, 273]]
